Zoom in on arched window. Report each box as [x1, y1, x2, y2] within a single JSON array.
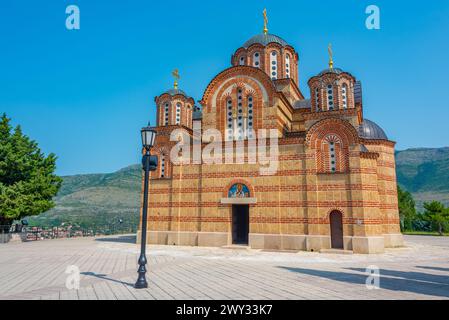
[[175, 103, 181, 125], [247, 96, 254, 139], [328, 141, 337, 172], [236, 89, 244, 140], [253, 52, 260, 68], [341, 84, 348, 109], [226, 99, 233, 141], [327, 84, 334, 111], [239, 56, 246, 66], [160, 154, 166, 178], [325, 134, 341, 173], [270, 51, 278, 80], [164, 102, 169, 126], [315, 88, 320, 112], [186, 104, 192, 127], [285, 54, 291, 78]]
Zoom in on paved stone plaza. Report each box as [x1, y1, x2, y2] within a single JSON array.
[[0, 235, 448, 300]]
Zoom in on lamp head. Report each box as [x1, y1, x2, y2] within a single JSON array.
[[141, 123, 157, 151]]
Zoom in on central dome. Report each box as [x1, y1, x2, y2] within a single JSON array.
[[243, 33, 289, 48]]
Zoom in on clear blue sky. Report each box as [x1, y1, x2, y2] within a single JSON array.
[[1, 0, 448, 176]]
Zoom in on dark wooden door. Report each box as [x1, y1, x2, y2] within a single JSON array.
[[232, 205, 249, 244], [330, 211, 344, 249]]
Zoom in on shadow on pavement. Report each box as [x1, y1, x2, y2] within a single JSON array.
[[278, 266, 449, 298], [95, 235, 136, 244], [81, 272, 134, 287], [416, 266, 449, 273]]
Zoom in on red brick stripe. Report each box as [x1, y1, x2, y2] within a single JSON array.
[[147, 216, 400, 225]]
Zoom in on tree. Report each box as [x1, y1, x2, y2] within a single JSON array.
[[423, 201, 449, 236], [0, 114, 62, 232], [397, 186, 417, 231]]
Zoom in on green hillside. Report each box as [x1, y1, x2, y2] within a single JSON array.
[[396, 148, 449, 209], [29, 148, 449, 228], [28, 165, 142, 230]]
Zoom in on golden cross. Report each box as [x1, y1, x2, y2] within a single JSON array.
[[263, 8, 268, 35], [172, 69, 180, 89], [328, 43, 334, 69]]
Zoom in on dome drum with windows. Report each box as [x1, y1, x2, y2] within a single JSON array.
[[154, 70, 196, 128], [232, 30, 299, 84]]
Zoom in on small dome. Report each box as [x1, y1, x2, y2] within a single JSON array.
[[318, 68, 344, 76], [359, 119, 388, 140], [243, 33, 289, 48], [163, 88, 187, 96]]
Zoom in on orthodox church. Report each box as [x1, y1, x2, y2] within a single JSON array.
[[138, 11, 403, 253]]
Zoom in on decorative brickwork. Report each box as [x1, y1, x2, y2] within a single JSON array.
[[139, 27, 403, 254]]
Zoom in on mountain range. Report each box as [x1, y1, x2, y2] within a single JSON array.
[[29, 147, 449, 227]]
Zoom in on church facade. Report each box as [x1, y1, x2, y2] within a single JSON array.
[[137, 19, 403, 254]]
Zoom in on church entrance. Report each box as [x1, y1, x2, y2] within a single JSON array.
[[232, 205, 249, 245], [330, 210, 344, 249]]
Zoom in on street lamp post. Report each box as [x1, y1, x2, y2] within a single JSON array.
[[135, 125, 158, 289]]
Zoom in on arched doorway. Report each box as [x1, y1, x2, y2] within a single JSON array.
[[228, 183, 251, 245], [330, 211, 344, 249]]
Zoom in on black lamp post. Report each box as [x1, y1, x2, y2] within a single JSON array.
[[135, 124, 158, 289]]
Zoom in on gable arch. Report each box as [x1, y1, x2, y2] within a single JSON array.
[[200, 66, 277, 112], [306, 118, 359, 173], [305, 118, 359, 148]]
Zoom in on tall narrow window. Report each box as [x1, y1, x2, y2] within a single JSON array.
[[175, 103, 181, 125], [253, 52, 260, 68], [270, 51, 278, 80], [186, 105, 191, 127], [164, 103, 169, 126], [341, 84, 348, 109], [327, 84, 334, 111], [226, 99, 233, 141], [237, 89, 244, 140], [247, 96, 254, 139], [325, 135, 341, 173], [285, 54, 290, 78], [315, 88, 320, 112], [239, 56, 246, 66], [329, 142, 336, 172], [160, 155, 166, 178]]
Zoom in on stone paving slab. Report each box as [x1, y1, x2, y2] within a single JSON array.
[[0, 235, 448, 300]]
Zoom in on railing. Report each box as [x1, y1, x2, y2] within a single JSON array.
[[0, 225, 16, 234], [0, 224, 138, 242]]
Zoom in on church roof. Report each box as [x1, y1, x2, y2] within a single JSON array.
[[293, 99, 311, 109], [163, 88, 188, 96], [317, 68, 344, 76], [360, 144, 369, 152], [193, 110, 202, 120], [243, 33, 289, 48], [359, 119, 388, 140]]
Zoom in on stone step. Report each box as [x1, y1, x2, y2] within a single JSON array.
[[221, 245, 251, 250], [320, 249, 354, 255]]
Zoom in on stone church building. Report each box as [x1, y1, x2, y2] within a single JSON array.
[[138, 19, 403, 254]]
